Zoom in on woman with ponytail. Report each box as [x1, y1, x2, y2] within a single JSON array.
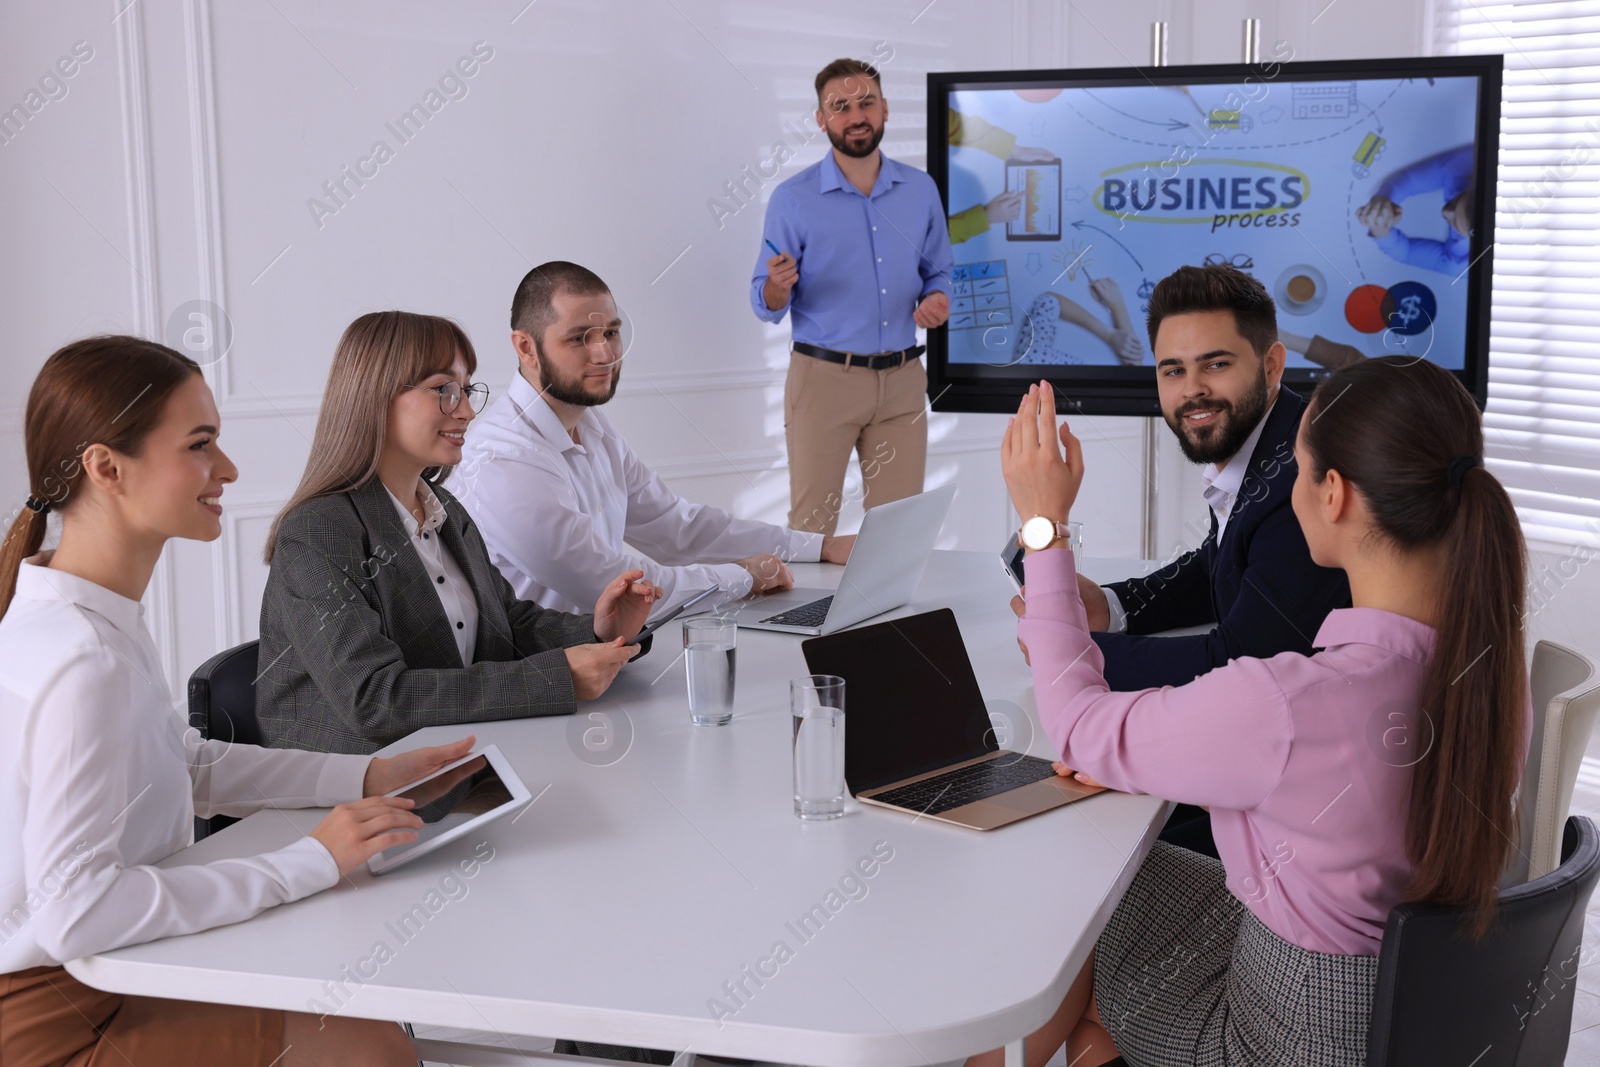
[[979, 355, 1528, 1067], [0, 337, 471, 1066]]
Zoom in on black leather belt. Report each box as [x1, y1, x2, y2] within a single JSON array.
[[793, 341, 925, 370]]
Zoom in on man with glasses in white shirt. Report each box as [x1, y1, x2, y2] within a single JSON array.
[[452, 261, 853, 618]]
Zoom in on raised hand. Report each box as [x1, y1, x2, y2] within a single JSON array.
[[1001, 381, 1085, 536]]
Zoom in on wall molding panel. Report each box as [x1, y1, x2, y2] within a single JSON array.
[[217, 498, 281, 648], [181, 0, 228, 397], [115, 0, 183, 688]]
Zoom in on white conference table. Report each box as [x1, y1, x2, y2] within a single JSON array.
[[69, 551, 1170, 1067]]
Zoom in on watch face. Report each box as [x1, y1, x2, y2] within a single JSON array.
[[1021, 515, 1055, 550]]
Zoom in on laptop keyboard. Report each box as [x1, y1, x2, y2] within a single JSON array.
[[760, 595, 833, 627], [871, 755, 1059, 816]]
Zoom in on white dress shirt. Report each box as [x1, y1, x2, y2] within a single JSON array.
[[1198, 398, 1275, 545], [387, 479, 479, 665], [452, 370, 824, 615], [1102, 400, 1276, 634], [0, 555, 370, 972]]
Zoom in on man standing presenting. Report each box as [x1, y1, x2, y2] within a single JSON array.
[[752, 58, 954, 536]]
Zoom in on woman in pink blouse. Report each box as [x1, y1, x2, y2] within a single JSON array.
[[972, 356, 1528, 1067]]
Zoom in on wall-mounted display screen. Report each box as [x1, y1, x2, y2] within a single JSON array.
[[927, 55, 1502, 414]]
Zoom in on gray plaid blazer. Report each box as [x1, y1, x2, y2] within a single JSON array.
[[256, 478, 604, 755]]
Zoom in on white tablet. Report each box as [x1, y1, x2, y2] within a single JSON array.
[[366, 744, 531, 874]]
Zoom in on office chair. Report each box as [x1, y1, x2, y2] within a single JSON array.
[[1506, 641, 1600, 885], [1365, 815, 1600, 1066], [186, 639, 261, 840]]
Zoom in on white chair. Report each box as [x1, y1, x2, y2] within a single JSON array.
[[1507, 641, 1600, 884]]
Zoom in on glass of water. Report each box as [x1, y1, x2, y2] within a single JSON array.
[[683, 617, 737, 726], [792, 675, 845, 820]]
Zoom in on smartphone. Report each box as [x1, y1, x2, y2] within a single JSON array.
[[1000, 536, 1026, 594], [624, 585, 720, 646]]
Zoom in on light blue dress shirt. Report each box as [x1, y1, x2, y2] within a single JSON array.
[[750, 151, 953, 354]]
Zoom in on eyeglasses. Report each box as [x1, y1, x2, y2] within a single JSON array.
[[405, 381, 489, 415], [1203, 253, 1255, 270]]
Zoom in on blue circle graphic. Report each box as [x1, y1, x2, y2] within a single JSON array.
[[1381, 281, 1436, 337]]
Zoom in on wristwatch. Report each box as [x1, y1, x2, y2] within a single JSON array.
[[1018, 515, 1072, 551]]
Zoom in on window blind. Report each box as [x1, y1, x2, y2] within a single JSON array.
[[1436, 0, 1600, 549]]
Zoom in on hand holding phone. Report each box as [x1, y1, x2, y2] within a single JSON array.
[[1000, 536, 1026, 594]]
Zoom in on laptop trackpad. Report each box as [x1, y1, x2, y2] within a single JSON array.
[[985, 776, 1101, 813], [748, 588, 827, 614]]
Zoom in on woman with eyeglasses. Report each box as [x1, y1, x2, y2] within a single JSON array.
[[257, 311, 660, 755]]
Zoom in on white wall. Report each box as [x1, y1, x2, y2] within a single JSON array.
[[1, 0, 1443, 691]]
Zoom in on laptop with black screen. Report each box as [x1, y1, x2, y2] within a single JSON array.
[[801, 608, 1103, 830]]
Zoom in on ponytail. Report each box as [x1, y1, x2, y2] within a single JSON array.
[[0, 508, 49, 617], [1405, 464, 1526, 935], [1304, 357, 1526, 938], [0, 337, 201, 618]]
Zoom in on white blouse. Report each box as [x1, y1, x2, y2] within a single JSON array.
[[386, 479, 480, 665], [0, 555, 370, 973]]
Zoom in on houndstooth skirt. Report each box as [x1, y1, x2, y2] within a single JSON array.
[[1094, 842, 1380, 1067]]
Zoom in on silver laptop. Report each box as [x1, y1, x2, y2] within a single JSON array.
[[802, 608, 1103, 829], [726, 485, 956, 636]]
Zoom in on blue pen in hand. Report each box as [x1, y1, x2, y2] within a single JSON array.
[[765, 239, 784, 258]]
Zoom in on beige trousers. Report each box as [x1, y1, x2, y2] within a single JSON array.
[[783, 351, 928, 536]]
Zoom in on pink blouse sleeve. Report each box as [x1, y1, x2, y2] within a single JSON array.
[[1018, 548, 1294, 809]]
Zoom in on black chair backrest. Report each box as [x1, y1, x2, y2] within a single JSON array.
[[187, 640, 262, 748], [187, 640, 261, 840], [1365, 815, 1600, 1067]]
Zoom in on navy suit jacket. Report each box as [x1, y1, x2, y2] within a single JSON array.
[[1091, 387, 1351, 691]]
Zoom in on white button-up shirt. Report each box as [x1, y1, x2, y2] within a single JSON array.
[[1198, 399, 1275, 545], [452, 371, 823, 615], [0, 555, 369, 971], [387, 479, 479, 665], [1102, 401, 1276, 634]]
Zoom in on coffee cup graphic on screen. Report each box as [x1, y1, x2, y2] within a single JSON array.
[[1275, 264, 1327, 315]]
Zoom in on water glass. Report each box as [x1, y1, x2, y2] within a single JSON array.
[[684, 617, 737, 726], [1065, 520, 1083, 554], [792, 675, 845, 821]]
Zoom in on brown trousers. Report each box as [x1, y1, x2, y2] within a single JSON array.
[[783, 351, 928, 536], [0, 965, 283, 1066]]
